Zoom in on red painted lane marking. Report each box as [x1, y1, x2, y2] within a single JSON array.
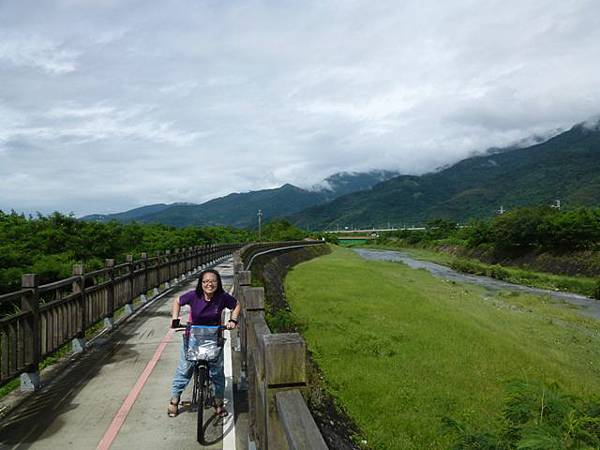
[[96, 329, 175, 450]]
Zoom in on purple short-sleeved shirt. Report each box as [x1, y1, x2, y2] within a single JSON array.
[[179, 290, 237, 325]]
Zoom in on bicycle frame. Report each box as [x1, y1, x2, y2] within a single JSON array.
[[181, 325, 224, 444], [191, 360, 212, 444]]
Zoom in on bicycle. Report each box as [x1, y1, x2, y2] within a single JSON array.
[[176, 324, 226, 444]]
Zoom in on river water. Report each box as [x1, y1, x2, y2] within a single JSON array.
[[353, 248, 600, 320]]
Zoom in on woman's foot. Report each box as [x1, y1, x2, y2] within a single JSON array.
[[167, 398, 179, 417], [213, 400, 228, 417]]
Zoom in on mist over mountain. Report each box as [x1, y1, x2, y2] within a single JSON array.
[[312, 170, 401, 198], [288, 122, 600, 229]]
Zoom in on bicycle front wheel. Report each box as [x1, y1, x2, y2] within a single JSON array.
[[196, 365, 207, 444]]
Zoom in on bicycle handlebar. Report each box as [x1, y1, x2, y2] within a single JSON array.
[[173, 324, 228, 332]]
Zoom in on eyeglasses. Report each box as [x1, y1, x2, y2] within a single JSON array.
[[202, 279, 218, 285]]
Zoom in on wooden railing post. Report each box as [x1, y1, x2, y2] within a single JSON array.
[[104, 259, 115, 329], [140, 252, 149, 303], [173, 248, 179, 281], [173, 248, 180, 282], [165, 250, 172, 288], [232, 270, 252, 380], [236, 274, 254, 360], [202, 244, 208, 267], [178, 248, 184, 279], [124, 255, 134, 316], [240, 285, 266, 446], [235, 270, 251, 296], [262, 333, 307, 450], [233, 251, 244, 273], [179, 248, 184, 278], [154, 250, 162, 295], [20, 274, 41, 391], [241, 285, 265, 365], [173, 248, 178, 282], [72, 264, 86, 353], [247, 311, 269, 447], [183, 247, 187, 277]]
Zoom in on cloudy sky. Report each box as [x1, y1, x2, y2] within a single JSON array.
[[1, 0, 599, 216]]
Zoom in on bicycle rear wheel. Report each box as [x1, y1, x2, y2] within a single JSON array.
[[196, 365, 207, 444]]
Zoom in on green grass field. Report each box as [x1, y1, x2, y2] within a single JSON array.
[[285, 247, 600, 449]]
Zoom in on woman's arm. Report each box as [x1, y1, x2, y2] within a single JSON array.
[[170, 297, 181, 328], [226, 301, 241, 329]]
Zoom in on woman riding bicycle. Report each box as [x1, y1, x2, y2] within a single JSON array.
[[168, 268, 240, 418]]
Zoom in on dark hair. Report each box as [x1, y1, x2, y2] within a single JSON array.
[[195, 269, 225, 297]]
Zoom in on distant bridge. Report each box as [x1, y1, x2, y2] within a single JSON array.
[[323, 226, 426, 234]]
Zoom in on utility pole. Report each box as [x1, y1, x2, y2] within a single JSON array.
[[257, 209, 263, 240], [551, 199, 561, 209], [497, 205, 505, 214]]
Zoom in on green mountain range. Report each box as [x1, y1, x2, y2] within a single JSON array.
[[81, 170, 399, 228], [289, 122, 600, 229], [83, 121, 600, 230]]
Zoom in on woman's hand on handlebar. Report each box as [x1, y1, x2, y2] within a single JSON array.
[[171, 319, 181, 329]]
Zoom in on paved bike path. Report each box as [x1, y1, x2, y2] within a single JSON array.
[[0, 259, 238, 450]]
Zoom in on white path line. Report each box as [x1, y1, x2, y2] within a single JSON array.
[[222, 277, 237, 450], [223, 308, 236, 450]]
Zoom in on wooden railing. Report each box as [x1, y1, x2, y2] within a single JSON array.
[[232, 241, 328, 450], [0, 243, 241, 388]]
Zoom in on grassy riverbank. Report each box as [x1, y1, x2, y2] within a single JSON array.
[[363, 244, 600, 299], [285, 247, 600, 449]]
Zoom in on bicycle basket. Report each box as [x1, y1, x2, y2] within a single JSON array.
[[184, 326, 222, 362]]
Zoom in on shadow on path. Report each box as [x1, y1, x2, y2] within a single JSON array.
[[0, 298, 171, 447]]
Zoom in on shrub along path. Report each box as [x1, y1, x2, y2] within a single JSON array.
[[285, 246, 600, 449]]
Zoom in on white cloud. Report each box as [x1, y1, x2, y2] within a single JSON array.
[[584, 115, 600, 130], [46, 104, 117, 118], [0, 102, 203, 146], [0, 32, 79, 74]]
